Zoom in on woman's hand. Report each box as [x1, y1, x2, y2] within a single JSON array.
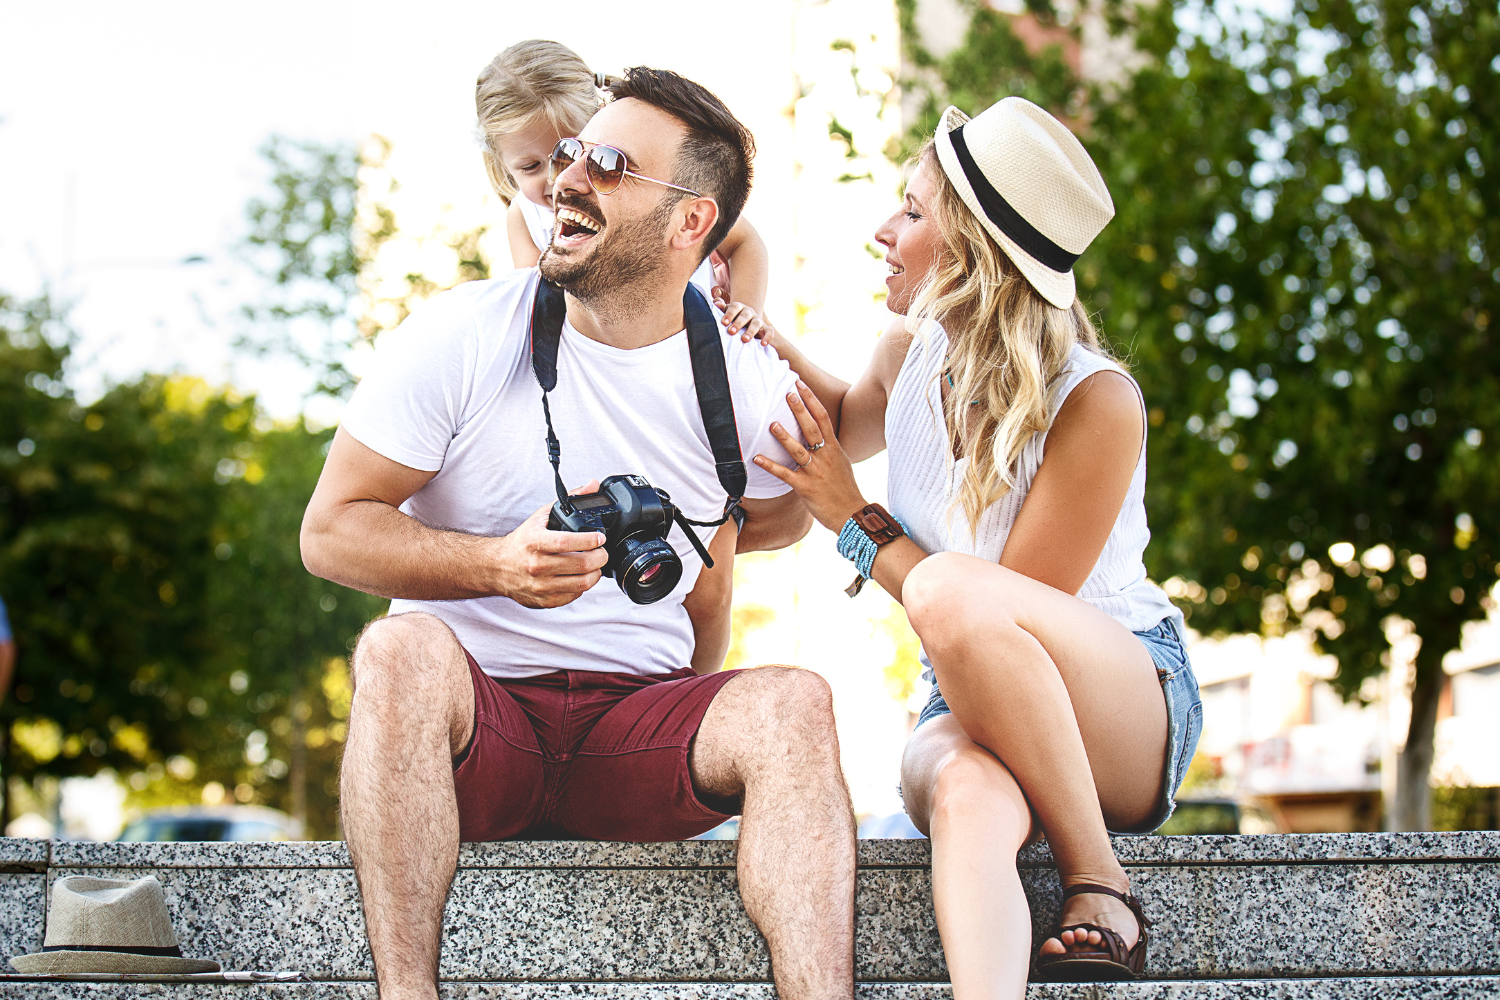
[[755, 381, 868, 533]]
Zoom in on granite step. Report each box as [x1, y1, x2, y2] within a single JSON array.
[[0, 981, 1498, 999], [0, 833, 1495, 986]]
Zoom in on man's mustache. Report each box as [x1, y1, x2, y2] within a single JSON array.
[[554, 194, 605, 229]]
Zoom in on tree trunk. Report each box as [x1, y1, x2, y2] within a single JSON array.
[[1392, 607, 1465, 831], [1394, 665, 1443, 831]]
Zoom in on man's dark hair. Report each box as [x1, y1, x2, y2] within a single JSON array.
[[606, 67, 755, 259]]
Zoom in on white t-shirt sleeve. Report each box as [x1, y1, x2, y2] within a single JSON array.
[[341, 293, 478, 473], [731, 341, 805, 500]]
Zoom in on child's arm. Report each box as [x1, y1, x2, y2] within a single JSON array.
[[713, 215, 768, 315], [682, 521, 738, 674], [507, 201, 542, 269]]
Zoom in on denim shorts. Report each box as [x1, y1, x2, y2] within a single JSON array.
[[912, 616, 1203, 834]]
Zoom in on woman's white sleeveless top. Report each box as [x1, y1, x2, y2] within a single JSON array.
[[518, 195, 718, 294], [886, 325, 1182, 676]]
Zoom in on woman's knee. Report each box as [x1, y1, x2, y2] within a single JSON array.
[[927, 748, 1033, 849], [903, 553, 1007, 655]]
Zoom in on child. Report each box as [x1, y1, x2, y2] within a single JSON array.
[[477, 39, 769, 327]]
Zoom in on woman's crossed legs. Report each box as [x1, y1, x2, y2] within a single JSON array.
[[898, 552, 1169, 1000]]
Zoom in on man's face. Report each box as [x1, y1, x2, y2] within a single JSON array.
[[539, 99, 688, 303]]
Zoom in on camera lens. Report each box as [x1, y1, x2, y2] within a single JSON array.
[[615, 537, 682, 605]]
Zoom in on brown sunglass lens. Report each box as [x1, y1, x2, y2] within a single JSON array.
[[549, 139, 583, 183], [586, 146, 627, 193]]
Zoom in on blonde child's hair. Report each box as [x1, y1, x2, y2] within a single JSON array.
[[906, 140, 1115, 534], [476, 40, 602, 205]]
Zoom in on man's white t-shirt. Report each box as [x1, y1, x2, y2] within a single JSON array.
[[341, 269, 801, 680]]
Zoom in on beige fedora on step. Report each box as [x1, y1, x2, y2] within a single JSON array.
[[11, 875, 220, 975], [933, 98, 1115, 310]]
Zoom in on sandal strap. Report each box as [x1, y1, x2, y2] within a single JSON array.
[[1060, 882, 1154, 930], [1053, 921, 1128, 965]]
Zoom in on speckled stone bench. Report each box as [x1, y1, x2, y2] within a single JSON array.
[[0, 833, 1496, 997]]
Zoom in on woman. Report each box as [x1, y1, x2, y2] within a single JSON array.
[[745, 98, 1203, 992]]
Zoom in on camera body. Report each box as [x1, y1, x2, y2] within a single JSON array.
[[548, 475, 686, 605]]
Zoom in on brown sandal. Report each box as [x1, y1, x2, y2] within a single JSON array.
[[1033, 882, 1152, 981]]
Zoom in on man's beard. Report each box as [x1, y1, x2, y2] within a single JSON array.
[[540, 194, 677, 318]]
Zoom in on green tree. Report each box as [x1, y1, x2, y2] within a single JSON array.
[[0, 294, 250, 785], [897, 0, 1497, 828], [201, 422, 384, 837]]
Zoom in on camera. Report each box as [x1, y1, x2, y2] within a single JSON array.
[[548, 474, 715, 605]]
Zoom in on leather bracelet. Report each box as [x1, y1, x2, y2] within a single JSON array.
[[851, 503, 906, 546], [837, 506, 910, 598]]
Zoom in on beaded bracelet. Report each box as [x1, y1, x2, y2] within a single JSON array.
[[836, 512, 911, 597]]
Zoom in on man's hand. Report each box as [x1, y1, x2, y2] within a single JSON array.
[[495, 494, 609, 609]]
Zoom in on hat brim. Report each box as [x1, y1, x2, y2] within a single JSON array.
[[11, 951, 220, 975], [933, 106, 1078, 310]]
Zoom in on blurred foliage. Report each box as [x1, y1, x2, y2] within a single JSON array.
[[0, 291, 384, 838], [897, 0, 1497, 827], [879, 604, 924, 706], [1431, 784, 1499, 830], [723, 604, 775, 672], [241, 134, 493, 402], [3, 113, 497, 842]]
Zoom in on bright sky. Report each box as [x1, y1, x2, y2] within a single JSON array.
[[0, 0, 805, 412]]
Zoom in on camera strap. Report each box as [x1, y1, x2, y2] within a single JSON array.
[[528, 276, 747, 530]]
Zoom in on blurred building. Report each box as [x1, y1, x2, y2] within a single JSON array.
[[1190, 614, 1500, 832]]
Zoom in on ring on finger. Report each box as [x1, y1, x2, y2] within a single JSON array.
[[808, 441, 825, 451]]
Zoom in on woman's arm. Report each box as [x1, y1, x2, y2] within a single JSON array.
[[756, 371, 1142, 605], [507, 201, 542, 269], [996, 370, 1144, 594], [713, 215, 768, 314]]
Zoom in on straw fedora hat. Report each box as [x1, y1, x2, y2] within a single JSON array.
[[11, 875, 220, 975], [932, 98, 1115, 310]]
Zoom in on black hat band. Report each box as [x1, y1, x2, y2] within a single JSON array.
[[44, 944, 184, 957], [949, 124, 1079, 274]]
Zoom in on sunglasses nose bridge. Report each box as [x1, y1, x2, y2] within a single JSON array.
[[549, 139, 590, 190]]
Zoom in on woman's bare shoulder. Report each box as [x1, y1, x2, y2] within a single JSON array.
[[870, 315, 916, 390], [1048, 368, 1144, 455]]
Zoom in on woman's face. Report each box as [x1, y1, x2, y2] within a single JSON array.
[[496, 117, 568, 209], [875, 157, 946, 316]]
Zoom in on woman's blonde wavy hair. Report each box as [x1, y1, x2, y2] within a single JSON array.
[[475, 40, 603, 205], [905, 140, 1116, 535]]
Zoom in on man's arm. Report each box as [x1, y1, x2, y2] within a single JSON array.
[[735, 490, 813, 554], [682, 521, 738, 673], [300, 428, 607, 608]]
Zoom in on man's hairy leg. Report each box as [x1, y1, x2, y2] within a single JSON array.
[[341, 612, 475, 1000], [691, 667, 855, 1000]]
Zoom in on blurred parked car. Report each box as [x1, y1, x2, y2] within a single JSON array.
[[118, 806, 302, 842], [1156, 797, 1284, 836]]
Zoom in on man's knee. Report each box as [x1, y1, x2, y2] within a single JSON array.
[[740, 665, 836, 732], [352, 612, 466, 708]]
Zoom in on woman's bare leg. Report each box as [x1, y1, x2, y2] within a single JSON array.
[[901, 552, 1170, 958], [901, 716, 1038, 1000]]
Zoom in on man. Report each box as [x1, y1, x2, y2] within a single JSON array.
[[301, 68, 856, 1000], [0, 594, 13, 703]]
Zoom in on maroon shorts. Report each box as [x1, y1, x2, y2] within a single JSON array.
[[452, 650, 742, 841]]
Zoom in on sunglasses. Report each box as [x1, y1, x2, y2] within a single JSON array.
[[549, 138, 702, 198]]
